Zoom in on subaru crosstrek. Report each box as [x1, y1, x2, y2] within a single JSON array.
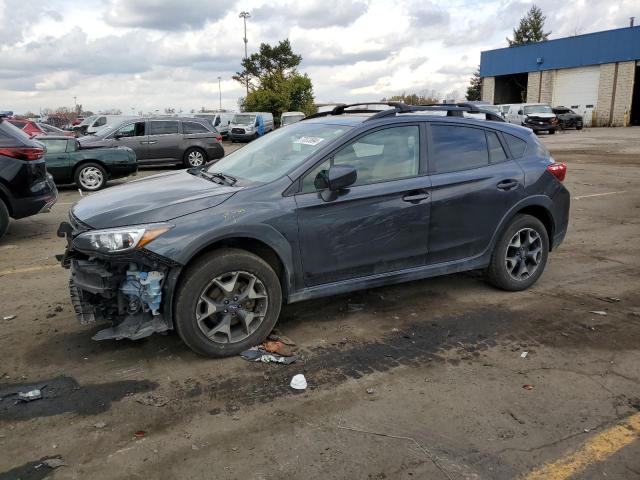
[[58, 103, 569, 357]]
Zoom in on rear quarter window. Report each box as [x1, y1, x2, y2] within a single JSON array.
[[504, 133, 527, 158], [183, 121, 210, 134]]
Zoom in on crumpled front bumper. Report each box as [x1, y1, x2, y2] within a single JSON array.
[[57, 220, 181, 341]]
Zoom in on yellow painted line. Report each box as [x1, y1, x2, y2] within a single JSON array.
[[574, 190, 626, 200], [0, 264, 60, 276], [521, 411, 640, 480]]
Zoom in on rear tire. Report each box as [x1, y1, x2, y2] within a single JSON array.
[[549, 129, 556, 135], [576, 126, 583, 130], [74, 162, 106, 191], [184, 148, 207, 168], [0, 199, 9, 240], [175, 248, 282, 357], [486, 214, 549, 291]]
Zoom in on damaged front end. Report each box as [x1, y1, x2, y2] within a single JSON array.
[[58, 216, 180, 342]]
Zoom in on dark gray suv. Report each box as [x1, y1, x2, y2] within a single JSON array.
[[79, 117, 224, 168], [58, 103, 569, 357]]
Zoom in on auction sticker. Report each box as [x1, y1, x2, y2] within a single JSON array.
[[293, 136, 325, 146]]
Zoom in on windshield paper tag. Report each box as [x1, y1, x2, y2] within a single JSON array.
[[294, 136, 324, 146]]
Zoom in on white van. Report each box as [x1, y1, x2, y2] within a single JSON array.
[[506, 103, 558, 134], [75, 115, 138, 135], [194, 112, 235, 137], [280, 111, 305, 126], [229, 112, 274, 142]]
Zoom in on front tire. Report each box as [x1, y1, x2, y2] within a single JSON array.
[[0, 199, 9, 240], [486, 214, 549, 291], [175, 248, 282, 357], [74, 162, 107, 191], [184, 148, 207, 168]]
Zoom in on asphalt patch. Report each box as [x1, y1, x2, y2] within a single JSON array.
[[0, 456, 63, 480], [0, 375, 157, 422]]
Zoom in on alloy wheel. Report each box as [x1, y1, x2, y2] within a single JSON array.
[[188, 150, 204, 167], [195, 271, 268, 343], [79, 166, 104, 190], [505, 228, 543, 281]]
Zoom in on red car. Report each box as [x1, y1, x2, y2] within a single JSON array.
[[7, 119, 73, 137]]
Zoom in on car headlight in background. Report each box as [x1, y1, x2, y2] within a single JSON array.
[[73, 223, 173, 254]]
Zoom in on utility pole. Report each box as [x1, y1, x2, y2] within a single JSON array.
[[73, 96, 77, 112], [239, 11, 251, 96], [217, 76, 222, 110]]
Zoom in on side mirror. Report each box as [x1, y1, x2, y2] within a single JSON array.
[[315, 165, 357, 195], [517, 110, 523, 115]]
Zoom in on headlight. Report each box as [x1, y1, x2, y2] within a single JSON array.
[[246, 126, 254, 131], [73, 223, 173, 254]]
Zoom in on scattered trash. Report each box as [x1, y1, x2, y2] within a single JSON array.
[[54, 305, 64, 312], [267, 329, 296, 346], [35, 458, 66, 470], [93, 421, 107, 429], [522, 384, 534, 391], [290, 374, 307, 390], [366, 388, 375, 395], [261, 340, 295, 357], [590, 310, 607, 316], [347, 303, 364, 312], [520, 351, 528, 359], [134, 393, 169, 407], [16, 388, 42, 403], [599, 297, 621, 303], [240, 347, 297, 364], [2, 315, 15, 321], [631, 311, 640, 318], [133, 430, 146, 438]]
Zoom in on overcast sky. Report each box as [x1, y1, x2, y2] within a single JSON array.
[[0, 0, 637, 114]]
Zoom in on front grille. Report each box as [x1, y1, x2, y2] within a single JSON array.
[[231, 128, 245, 134]]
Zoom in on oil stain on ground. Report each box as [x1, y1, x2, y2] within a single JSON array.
[[0, 456, 64, 480], [0, 375, 157, 422]]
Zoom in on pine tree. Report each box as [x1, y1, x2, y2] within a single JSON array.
[[507, 5, 551, 47], [466, 67, 482, 101]]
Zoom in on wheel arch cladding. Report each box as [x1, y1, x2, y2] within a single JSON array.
[[75, 159, 107, 173], [516, 204, 555, 249]]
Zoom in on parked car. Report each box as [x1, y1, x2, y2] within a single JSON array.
[[194, 112, 235, 137], [35, 136, 137, 191], [58, 102, 569, 357], [37, 123, 75, 137], [79, 117, 224, 168], [73, 115, 138, 136], [0, 115, 57, 239], [229, 112, 274, 142], [498, 104, 512, 118], [552, 107, 583, 130], [7, 118, 45, 137], [280, 111, 306, 126], [505, 104, 558, 134]]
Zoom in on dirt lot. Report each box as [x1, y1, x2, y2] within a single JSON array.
[[1, 130, 639, 480]]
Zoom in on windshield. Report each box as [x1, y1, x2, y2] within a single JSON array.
[[79, 115, 97, 126], [482, 106, 500, 113], [94, 125, 116, 137], [206, 122, 351, 183], [232, 114, 256, 125], [524, 105, 552, 114]]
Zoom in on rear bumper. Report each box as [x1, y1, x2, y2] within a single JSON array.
[[205, 143, 225, 160], [11, 174, 58, 219]]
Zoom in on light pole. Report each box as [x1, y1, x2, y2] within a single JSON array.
[[217, 76, 222, 110], [73, 96, 77, 112], [239, 11, 251, 96]]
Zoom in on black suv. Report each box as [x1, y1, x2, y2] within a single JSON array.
[[79, 117, 224, 168], [552, 107, 583, 130], [58, 103, 569, 357], [0, 115, 58, 239]]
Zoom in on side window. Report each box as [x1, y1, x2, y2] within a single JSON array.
[[43, 139, 68, 154], [486, 131, 507, 163], [301, 126, 419, 193], [430, 125, 488, 173], [503, 133, 527, 158], [214, 117, 221, 127], [116, 123, 136, 137], [183, 121, 209, 134], [94, 117, 106, 127], [149, 121, 179, 135]]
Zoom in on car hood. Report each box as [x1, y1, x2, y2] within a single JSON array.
[[72, 170, 241, 229]]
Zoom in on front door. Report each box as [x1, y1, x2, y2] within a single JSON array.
[[147, 120, 181, 162], [294, 125, 430, 286], [426, 123, 526, 264], [111, 121, 148, 160]]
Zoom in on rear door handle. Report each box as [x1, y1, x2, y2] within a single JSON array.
[[402, 191, 430, 203], [497, 179, 519, 191], [147, 141, 158, 145]]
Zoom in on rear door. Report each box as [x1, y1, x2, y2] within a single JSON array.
[[426, 123, 525, 264], [147, 120, 181, 162], [41, 139, 71, 182], [294, 124, 430, 286]]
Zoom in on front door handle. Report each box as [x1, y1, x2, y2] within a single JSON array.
[[402, 191, 430, 203], [147, 141, 158, 145], [497, 179, 519, 191]]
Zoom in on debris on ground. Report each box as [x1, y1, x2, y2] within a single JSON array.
[[290, 374, 307, 390], [366, 388, 375, 395], [35, 457, 66, 470], [133, 430, 146, 438], [134, 393, 169, 407], [2, 315, 16, 320], [240, 347, 297, 364], [93, 421, 107, 429], [347, 303, 364, 312], [16, 388, 43, 403], [261, 340, 295, 357], [589, 310, 607, 316], [598, 296, 621, 303], [267, 329, 296, 346], [522, 384, 534, 391], [520, 351, 528, 359]]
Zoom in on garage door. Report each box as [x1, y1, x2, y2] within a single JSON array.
[[552, 66, 600, 127]]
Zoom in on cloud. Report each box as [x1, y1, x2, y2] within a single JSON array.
[[254, 0, 369, 29], [0, 0, 63, 44], [103, 0, 231, 30]]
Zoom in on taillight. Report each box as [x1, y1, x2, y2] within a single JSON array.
[[0, 147, 45, 161], [547, 162, 566, 182], [215, 134, 222, 142]]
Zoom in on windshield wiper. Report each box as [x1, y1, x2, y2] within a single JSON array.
[[194, 169, 237, 186]]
